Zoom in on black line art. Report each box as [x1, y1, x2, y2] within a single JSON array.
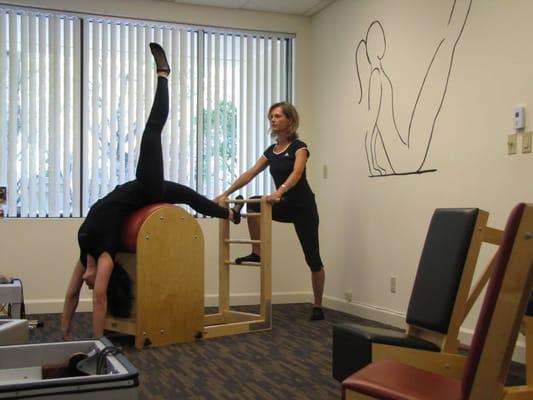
[[356, 0, 472, 177]]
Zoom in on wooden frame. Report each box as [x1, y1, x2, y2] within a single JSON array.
[[343, 203, 533, 400], [105, 205, 204, 349], [370, 210, 502, 375], [374, 207, 533, 398], [371, 343, 466, 378], [203, 197, 272, 339], [105, 198, 273, 347], [470, 204, 533, 399]]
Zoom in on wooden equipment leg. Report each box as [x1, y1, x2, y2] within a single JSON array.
[[203, 197, 272, 338], [503, 315, 533, 399]]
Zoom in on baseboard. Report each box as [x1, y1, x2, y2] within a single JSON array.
[[24, 291, 314, 314], [323, 295, 526, 364], [25, 299, 94, 314], [323, 295, 407, 329]]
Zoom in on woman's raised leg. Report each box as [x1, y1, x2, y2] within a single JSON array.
[[135, 43, 170, 202], [162, 181, 229, 218]]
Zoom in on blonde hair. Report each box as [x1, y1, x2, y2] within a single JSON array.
[[268, 102, 299, 141]]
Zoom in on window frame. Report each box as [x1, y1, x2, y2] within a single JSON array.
[[0, 5, 294, 218]]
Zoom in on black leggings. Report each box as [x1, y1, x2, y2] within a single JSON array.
[[79, 77, 229, 266], [248, 197, 323, 272], [135, 77, 228, 219]]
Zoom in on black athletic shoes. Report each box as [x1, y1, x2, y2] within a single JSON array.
[[231, 195, 244, 224], [310, 307, 325, 321], [235, 252, 260, 264], [149, 42, 171, 75]]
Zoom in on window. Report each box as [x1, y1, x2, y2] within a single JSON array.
[[0, 6, 294, 217]]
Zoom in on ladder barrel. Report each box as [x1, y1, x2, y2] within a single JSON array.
[[105, 203, 204, 349], [203, 196, 272, 339]]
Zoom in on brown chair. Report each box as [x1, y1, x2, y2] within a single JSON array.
[[342, 203, 533, 400]]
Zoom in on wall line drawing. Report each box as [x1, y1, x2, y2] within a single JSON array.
[[356, 0, 472, 177]]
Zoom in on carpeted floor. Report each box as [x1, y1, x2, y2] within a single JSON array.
[[25, 303, 525, 399]]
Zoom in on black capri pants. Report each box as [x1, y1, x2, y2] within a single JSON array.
[[248, 196, 324, 272]]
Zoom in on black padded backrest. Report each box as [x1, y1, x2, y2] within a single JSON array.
[[406, 208, 479, 333]]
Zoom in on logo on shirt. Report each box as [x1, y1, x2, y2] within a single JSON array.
[[284, 152, 289, 157]]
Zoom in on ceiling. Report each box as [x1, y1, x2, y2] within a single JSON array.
[[160, 0, 336, 17]]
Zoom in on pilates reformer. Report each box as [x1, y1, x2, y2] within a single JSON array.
[[0, 337, 139, 399], [104, 197, 272, 349], [0, 277, 32, 345]]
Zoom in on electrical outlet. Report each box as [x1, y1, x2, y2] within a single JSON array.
[[345, 291, 352, 302], [390, 276, 397, 293]]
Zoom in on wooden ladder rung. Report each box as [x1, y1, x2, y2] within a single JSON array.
[[225, 239, 261, 244], [242, 212, 261, 217]]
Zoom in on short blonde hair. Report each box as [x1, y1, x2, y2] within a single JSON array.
[[268, 102, 299, 141]]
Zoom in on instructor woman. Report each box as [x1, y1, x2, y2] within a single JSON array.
[[214, 102, 326, 320]]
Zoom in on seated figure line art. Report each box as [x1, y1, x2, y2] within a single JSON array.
[[356, 0, 472, 177]]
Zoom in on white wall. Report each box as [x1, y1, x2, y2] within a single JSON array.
[[4, 0, 530, 362], [0, 0, 314, 312], [310, 0, 533, 360]]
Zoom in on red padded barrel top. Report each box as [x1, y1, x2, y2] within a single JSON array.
[[121, 203, 170, 252]]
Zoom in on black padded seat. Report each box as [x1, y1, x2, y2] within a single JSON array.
[[332, 208, 480, 382], [333, 323, 440, 382]]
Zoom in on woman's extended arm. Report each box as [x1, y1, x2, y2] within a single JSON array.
[[214, 156, 269, 203], [61, 261, 85, 339], [91, 252, 114, 337]]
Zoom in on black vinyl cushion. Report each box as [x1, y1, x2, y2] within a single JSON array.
[[332, 323, 439, 382], [406, 208, 479, 333]]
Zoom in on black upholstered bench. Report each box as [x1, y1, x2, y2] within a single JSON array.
[[332, 208, 501, 382], [341, 203, 533, 400]]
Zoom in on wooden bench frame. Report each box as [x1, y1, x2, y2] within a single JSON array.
[[341, 209, 503, 379], [371, 208, 533, 399]]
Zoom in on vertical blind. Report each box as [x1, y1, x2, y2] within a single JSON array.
[[82, 18, 199, 216], [199, 31, 290, 200], [0, 9, 80, 217], [0, 6, 293, 218]]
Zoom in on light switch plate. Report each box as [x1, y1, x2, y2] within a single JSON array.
[[508, 133, 517, 155], [522, 131, 532, 153]]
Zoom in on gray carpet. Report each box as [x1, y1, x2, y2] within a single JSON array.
[[24, 304, 525, 399]]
